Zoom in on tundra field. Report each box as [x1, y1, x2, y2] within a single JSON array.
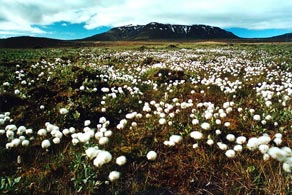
[[0, 43, 292, 195]]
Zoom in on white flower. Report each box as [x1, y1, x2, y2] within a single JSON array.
[[69, 127, 76, 133], [215, 119, 221, 125], [263, 153, 270, 161], [101, 87, 110, 93], [84, 120, 91, 126], [37, 129, 47, 136], [147, 151, 157, 161], [253, 114, 261, 121], [192, 119, 199, 125], [116, 156, 127, 166], [204, 112, 213, 120], [281, 147, 292, 157], [159, 118, 166, 125], [93, 150, 112, 167], [190, 131, 203, 140], [41, 139, 51, 149], [21, 140, 30, 147], [192, 143, 199, 149], [206, 139, 214, 146], [53, 137, 61, 144], [11, 138, 21, 147], [14, 89, 20, 95], [236, 136, 246, 144], [201, 122, 211, 130], [72, 138, 79, 145], [86, 147, 99, 160], [108, 171, 120, 182], [275, 133, 282, 139], [283, 162, 292, 173], [259, 144, 269, 154], [40, 105, 45, 110], [163, 140, 175, 147], [59, 108, 69, 115], [268, 147, 287, 162], [274, 138, 282, 146], [99, 117, 107, 124], [95, 132, 103, 140], [258, 135, 271, 145], [78, 132, 91, 143], [99, 137, 109, 145], [217, 142, 228, 150], [169, 135, 183, 144], [247, 137, 259, 151], [225, 149, 236, 158], [226, 134, 235, 142], [233, 145, 243, 152], [215, 129, 222, 135], [62, 128, 70, 136], [224, 122, 230, 127], [104, 130, 113, 137]]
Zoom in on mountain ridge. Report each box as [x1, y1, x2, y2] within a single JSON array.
[[82, 22, 239, 41]]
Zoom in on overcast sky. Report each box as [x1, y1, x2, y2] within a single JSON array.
[[1, 0, 292, 39]]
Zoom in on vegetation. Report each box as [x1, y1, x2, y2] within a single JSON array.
[[0, 43, 292, 194]]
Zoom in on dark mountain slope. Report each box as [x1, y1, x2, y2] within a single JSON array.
[[83, 22, 239, 41]]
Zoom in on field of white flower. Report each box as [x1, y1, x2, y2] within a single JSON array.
[[0, 43, 292, 194]]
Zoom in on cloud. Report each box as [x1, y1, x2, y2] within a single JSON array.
[[1, 0, 292, 37]]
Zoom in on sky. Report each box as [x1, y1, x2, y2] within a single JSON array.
[[1, 0, 292, 40]]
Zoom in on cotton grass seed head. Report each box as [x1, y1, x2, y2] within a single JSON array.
[[59, 108, 69, 115], [201, 122, 211, 130], [225, 149, 236, 158], [116, 155, 127, 166], [147, 151, 157, 161], [108, 171, 120, 182]]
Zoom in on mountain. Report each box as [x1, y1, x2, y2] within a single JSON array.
[[83, 22, 239, 41], [266, 33, 292, 42], [0, 36, 75, 48]]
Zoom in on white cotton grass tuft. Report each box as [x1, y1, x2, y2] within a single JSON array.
[[52, 137, 61, 144], [104, 130, 113, 137], [247, 137, 259, 151], [236, 136, 246, 144], [259, 144, 269, 154], [59, 108, 69, 115], [192, 119, 199, 125], [226, 134, 235, 142], [225, 149, 236, 158], [217, 142, 228, 150], [159, 118, 166, 125], [233, 145, 243, 152], [190, 131, 203, 140], [146, 151, 157, 161], [41, 139, 51, 149], [253, 114, 261, 121], [206, 139, 214, 146], [21, 139, 30, 147], [263, 153, 270, 161], [268, 147, 287, 162], [169, 134, 183, 144], [86, 147, 100, 160], [11, 138, 21, 147], [99, 137, 109, 145], [200, 122, 211, 130], [116, 155, 127, 166], [93, 150, 112, 167], [84, 120, 91, 126], [164, 140, 175, 147], [108, 171, 120, 182]]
